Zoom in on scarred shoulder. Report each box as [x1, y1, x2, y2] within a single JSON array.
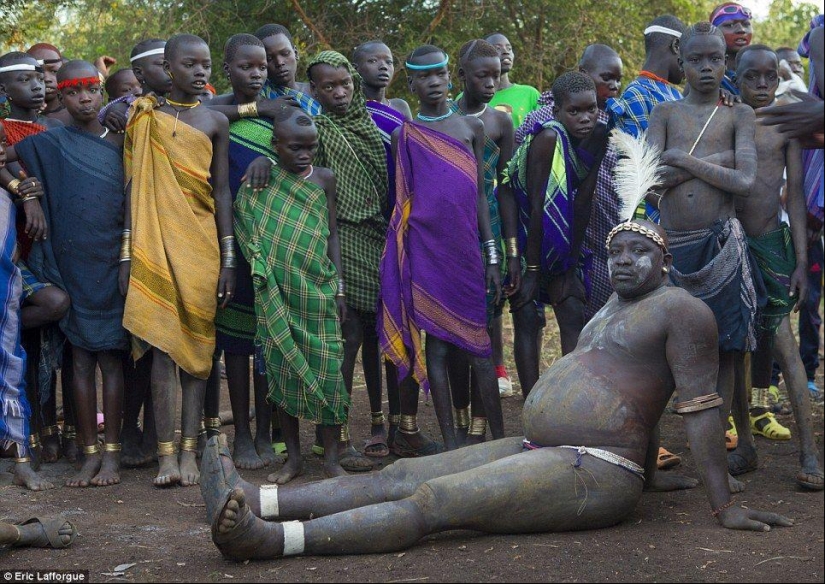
[[659, 285, 717, 336]]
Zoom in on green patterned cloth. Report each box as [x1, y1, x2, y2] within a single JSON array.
[[748, 223, 797, 333], [308, 50, 388, 313], [234, 164, 349, 425]]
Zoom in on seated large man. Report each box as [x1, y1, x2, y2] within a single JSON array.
[[201, 220, 791, 561]]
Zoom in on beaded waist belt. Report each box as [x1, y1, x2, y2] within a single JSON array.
[[523, 440, 645, 480]]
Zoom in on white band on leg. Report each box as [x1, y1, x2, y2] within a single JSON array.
[[259, 484, 279, 519], [281, 521, 305, 556]]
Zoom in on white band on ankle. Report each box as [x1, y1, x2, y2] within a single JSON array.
[[259, 484, 279, 520], [282, 521, 305, 556]]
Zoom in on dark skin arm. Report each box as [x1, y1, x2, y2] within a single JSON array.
[[756, 27, 824, 144], [659, 105, 757, 197], [657, 150, 735, 191], [511, 128, 556, 310], [101, 100, 130, 134], [207, 95, 299, 124], [468, 117, 501, 304], [1, 149, 47, 241], [494, 114, 520, 296], [785, 137, 808, 311], [666, 297, 793, 531], [209, 112, 236, 308], [118, 181, 132, 296], [321, 172, 347, 322]]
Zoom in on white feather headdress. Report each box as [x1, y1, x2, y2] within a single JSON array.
[[609, 129, 663, 222]]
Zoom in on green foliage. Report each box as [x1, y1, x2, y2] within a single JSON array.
[[2, 0, 818, 101]]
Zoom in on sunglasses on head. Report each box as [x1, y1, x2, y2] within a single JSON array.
[[712, 4, 753, 21]]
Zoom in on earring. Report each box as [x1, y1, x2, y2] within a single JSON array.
[[448, 81, 453, 90], [167, 71, 174, 79], [662, 267, 669, 274]]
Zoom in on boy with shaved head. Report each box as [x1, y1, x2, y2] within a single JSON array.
[[648, 22, 758, 492], [233, 106, 349, 483], [26, 43, 71, 125], [483, 33, 540, 128], [729, 44, 823, 489], [120, 33, 235, 488], [13, 60, 128, 487]]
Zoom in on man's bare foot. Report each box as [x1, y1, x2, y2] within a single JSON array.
[[213, 487, 284, 561], [180, 450, 200, 486], [202, 435, 262, 524], [256, 435, 277, 467], [66, 452, 102, 488], [233, 434, 264, 470], [9, 517, 77, 548], [267, 457, 303, 484], [13, 462, 55, 491], [644, 473, 700, 492], [41, 432, 61, 463], [323, 459, 348, 478], [728, 473, 746, 493], [154, 454, 181, 487], [796, 453, 824, 491], [91, 451, 121, 486]]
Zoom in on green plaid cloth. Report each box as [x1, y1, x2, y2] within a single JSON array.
[[748, 223, 797, 334], [309, 50, 388, 313], [234, 165, 349, 425]]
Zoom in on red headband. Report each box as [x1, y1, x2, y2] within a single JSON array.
[[57, 76, 100, 91]]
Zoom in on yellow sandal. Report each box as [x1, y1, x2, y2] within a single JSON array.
[[750, 411, 791, 441]]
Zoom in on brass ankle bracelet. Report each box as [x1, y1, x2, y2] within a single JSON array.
[[180, 436, 199, 453], [455, 408, 470, 429], [41, 425, 60, 438], [157, 441, 177, 457], [62, 425, 77, 440], [103, 442, 122, 453], [14, 456, 32, 464], [204, 417, 222, 437], [398, 414, 419, 435], [468, 417, 487, 437], [339, 424, 350, 442], [370, 411, 386, 426], [83, 443, 101, 455], [388, 414, 401, 426], [28, 433, 41, 450]]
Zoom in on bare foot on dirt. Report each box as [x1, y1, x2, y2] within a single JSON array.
[[797, 453, 824, 491], [66, 453, 101, 488], [213, 488, 285, 561], [91, 451, 121, 486], [644, 474, 699, 492], [180, 451, 200, 486], [256, 435, 277, 467], [13, 462, 55, 491], [728, 473, 746, 493], [233, 434, 264, 470], [323, 460, 348, 479], [154, 454, 181, 487], [268, 457, 303, 484]]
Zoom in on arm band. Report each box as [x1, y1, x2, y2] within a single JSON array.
[[674, 393, 723, 414]]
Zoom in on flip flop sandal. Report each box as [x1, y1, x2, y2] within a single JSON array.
[[271, 442, 287, 456], [200, 435, 242, 526], [14, 517, 77, 548], [796, 469, 825, 491], [311, 444, 324, 457], [656, 447, 681, 470], [392, 431, 443, 458], [339, 447, 374, 472], [363, 434, 390, 458], [750, 411, 791, 440]]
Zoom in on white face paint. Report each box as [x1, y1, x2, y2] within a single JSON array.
[[635, 255, 652, 280]]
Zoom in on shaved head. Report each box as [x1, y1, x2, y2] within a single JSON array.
[[579, 44, 620, 70], [57, 60, 98, 83]]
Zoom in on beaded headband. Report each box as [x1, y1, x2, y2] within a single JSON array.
[[605, 221, 668, 253], [57, 76, 101, 90], [405, 55, 449, 70]]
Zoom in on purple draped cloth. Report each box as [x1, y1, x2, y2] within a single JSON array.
[[366, 100, 406, 219], [378, 122, 490, 392]]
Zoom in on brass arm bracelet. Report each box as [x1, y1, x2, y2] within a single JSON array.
[[6, 179, 21, 195], [506, 237, 519, 258], [674, 393, 724, 415], [238, 101, 259, 118]]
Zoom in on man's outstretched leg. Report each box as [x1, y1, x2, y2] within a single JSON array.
[[208, 446, 644, 560]]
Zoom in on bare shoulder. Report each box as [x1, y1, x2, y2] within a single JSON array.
[[661, 286, 717, 334], [732, 102, 756, 122], [313, 165, 334, 183], [462, 115, 485, 133]]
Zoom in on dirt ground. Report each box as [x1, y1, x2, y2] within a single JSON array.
[[1, 317, 823, 583]]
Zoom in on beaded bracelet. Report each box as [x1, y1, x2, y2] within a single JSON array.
[[711, 499, 736, 518]]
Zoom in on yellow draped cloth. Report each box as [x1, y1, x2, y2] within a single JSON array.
[[123, 96, 219, 379]]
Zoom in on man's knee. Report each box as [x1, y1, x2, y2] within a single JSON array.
[[34, 287, 70, 322]]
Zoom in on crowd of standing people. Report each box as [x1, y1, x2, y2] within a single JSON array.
[[0, 1, 823, 556]]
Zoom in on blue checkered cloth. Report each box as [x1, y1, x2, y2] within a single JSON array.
[[606, 74, 683, 223]]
